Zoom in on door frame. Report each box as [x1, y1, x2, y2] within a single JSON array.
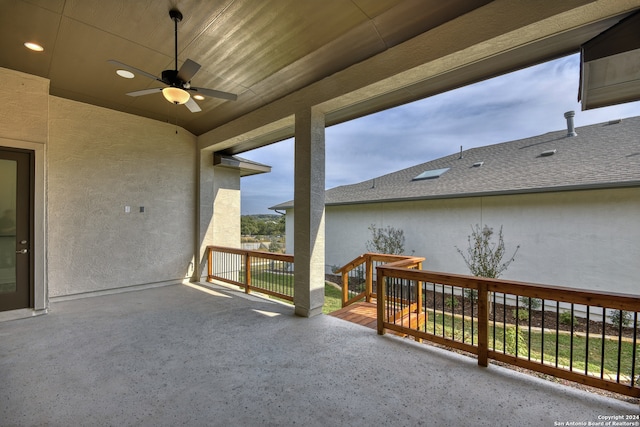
[[0, 138, 46, 320], [0, 147, 33, 310]]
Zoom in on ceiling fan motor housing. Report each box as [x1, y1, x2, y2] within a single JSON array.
[[162, 69, 183, 87], [169, 9, 183, 22]]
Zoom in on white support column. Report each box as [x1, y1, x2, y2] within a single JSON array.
[[293, 107, 326, 317]]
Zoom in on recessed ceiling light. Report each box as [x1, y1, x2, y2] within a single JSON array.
[[193, 94, 205, 101], [116, 69, 135, 79], [24, 42, 44, 52]]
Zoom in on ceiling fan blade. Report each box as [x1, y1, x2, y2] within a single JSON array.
[[108, 60, 163, 82], [177, 59, 201, 83], [185, 97, 202, 113], [126, 88, 163, 97], [190, 87, 238, 101]]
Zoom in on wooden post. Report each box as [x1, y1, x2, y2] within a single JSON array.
[[416, 261, 423, 315], [245, 252, 251, 294], [342, 271, 349, 308], [207, 247, 212, 281], [415, 261, 424, 343], [477, 281, 488, 367], [365, 255, 373, 303], [377, 272, 386, 335]]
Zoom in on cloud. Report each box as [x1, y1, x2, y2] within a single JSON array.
[[240, 53, 640, 214]]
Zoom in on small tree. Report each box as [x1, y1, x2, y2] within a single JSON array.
[[366, 224, 405, 255], [456, 225, 519, 302], [456, 225, 519, 279]]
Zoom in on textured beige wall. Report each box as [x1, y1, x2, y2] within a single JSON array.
[[196, 152, 240, 281], [0, 68, 48, 144], [320, 188, 640, 295], [212, 167, 240, 247], [48, 97, 197, 297]]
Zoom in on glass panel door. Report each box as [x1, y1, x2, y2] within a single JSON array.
[[0, 158, 17, 294], [0, 148, 32, 311]]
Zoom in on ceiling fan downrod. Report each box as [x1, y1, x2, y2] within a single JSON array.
[[169, 9, 183, 73]]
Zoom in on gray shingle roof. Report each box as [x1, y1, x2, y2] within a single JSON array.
[[270, 116, 640, 210]]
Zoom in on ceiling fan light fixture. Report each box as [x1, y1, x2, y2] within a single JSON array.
[[162, 87, 190, 104]]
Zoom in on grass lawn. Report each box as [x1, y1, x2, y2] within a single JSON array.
[[246, 271, 342, 314], [424, 311, 639, 379]]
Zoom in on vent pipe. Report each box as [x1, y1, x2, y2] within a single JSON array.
[[564, 111, 577, 137]]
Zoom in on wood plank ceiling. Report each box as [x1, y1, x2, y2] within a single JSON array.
[[0, 0, 490, 135]]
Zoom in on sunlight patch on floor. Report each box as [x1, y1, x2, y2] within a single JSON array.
[[252, 309, 281, 318], [183, 282, 232, 298]]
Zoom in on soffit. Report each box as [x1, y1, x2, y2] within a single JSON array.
[[0, 0, 491, 135]]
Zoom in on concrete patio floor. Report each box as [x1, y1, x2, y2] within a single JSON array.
[[1, 283, 637, 426]]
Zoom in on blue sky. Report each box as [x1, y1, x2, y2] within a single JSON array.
[[239, 53, 640, 215]]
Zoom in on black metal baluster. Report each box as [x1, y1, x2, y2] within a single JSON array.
[[451, 285, 455, 339], [503, 293, 507, 354], [432, 283, 436, 333], [442, 285, 446, 337], [493, 291, 497, 352], [462, 287, 466, 343], [600, 307, 606, 379], [423, 281, 427, 333], [616, 310, 623, 383], [515, 296, 519, 357], [585, 306, 590, 376], [556, 302, 560, 368], [471, 289, 475, 346], [541, 299, 545, 365], [570, 304, 575, 372], [631, 312, 637, 387]]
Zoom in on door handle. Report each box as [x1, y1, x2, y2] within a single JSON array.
[[16, 249, 28, 254]]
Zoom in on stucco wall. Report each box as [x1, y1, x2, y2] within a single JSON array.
[[48, 96, 197, 297], [0, 68, 49, 144], [312, 188, 640, 295]]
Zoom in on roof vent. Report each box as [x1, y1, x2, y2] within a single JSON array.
[[540, 149, 557, 157], [472, 161, 484, 167], [564, 111, 577, 137]]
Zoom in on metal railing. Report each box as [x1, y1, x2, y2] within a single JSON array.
[[207, 246, 294, 302], [336, 253, 424, 307], [376, 261, 640, 398]]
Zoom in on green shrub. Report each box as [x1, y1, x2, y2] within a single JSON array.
[[514, 309, 529, 321], [445, 296, 459, 309], [609, 310, 633, 328], [505, 325, 527, 355], [559, 311, 576, 326], [519, 296, 542, 310], [464, 289, 478, 302]]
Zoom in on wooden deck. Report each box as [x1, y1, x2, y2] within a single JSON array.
[[328, 301, 378, 329], [328, 301, 428, 335]]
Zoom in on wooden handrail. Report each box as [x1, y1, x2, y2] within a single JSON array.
[[337, 253, 425, 307], [376, 265, 640, 398], [206, 246, 295, 302]]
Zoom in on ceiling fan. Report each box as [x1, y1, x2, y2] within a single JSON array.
[[108, 8, 237, 113]]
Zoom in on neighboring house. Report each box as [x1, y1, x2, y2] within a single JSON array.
[[271, 113, 640, 295]]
